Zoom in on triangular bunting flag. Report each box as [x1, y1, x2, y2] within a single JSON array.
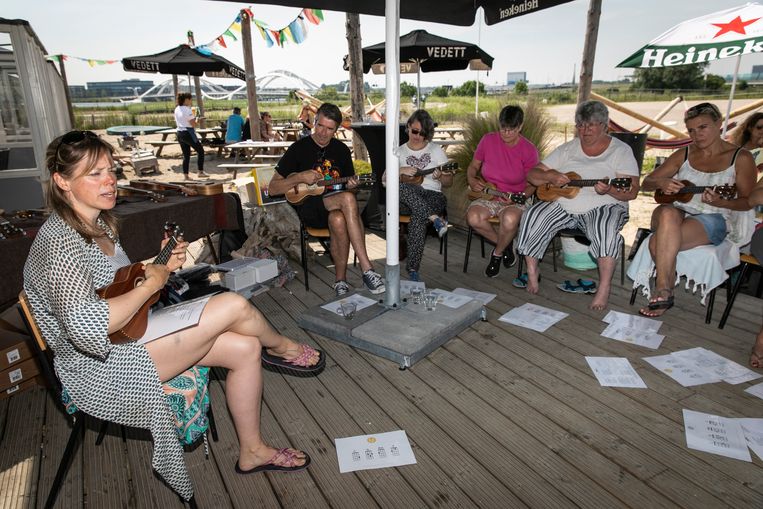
[[216, 36, 227, 49]]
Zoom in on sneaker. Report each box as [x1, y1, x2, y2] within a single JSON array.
[[197, 171, 209, 179], [183, 174, 192, 181], [484, 253, 502, 278], [333, 280, 350, 296], [362, 269, 386, 294], [408, 270, 420, 282], [432, 217, 448, 238], [502, 248, 516, 268]]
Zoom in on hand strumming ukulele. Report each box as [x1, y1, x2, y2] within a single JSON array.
[[467, 178, 527, 205], [399, 162, 459, 186], [536, 171, 632, 202], [96, 223, 183, 344], [654, 181, 736, 204], [285, 174, 376, 204]]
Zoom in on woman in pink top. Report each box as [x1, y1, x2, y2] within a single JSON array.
[[466, 105, 539, 278]]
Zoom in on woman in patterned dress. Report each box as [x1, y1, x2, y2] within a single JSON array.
[[23, 131, 319, 500]]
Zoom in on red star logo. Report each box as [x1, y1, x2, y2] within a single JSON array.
[[712, 15, 760, 38]]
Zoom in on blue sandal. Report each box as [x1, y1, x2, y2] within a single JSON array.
[[556, 279, 597, 294], [512, 273, 541, 289]]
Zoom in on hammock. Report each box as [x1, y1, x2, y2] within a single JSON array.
[[608, 120, 692, 150]]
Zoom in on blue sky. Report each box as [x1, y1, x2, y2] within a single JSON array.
[[4, 0, 762, 88]]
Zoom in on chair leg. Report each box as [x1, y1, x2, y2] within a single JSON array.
[[552, 236, 558, 272], [95, 419, 109, 445], [45, 415, 85, 509], [463, 227, 474, 273], [620, 236, 625, 286], [300, 224, 309, 291], [517, 254, 524, 278], [207, 405, 219, 442], [629, 287, 638, 305], [705, 288, 716, 324], [442, 233, 448, 272], [480, 236, 486, 258], [719, 264, 749, 329]]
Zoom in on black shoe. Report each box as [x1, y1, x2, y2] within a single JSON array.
[[502, 248, 516, 268], [485, 254, 502, 278]]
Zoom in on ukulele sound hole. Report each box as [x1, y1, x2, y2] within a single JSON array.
[[134, 276, 145, 288]]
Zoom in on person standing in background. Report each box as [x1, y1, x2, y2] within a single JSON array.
[[174, 93, 207, 180]]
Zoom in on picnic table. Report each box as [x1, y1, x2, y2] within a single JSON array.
[[434, 127, 465, 139], [150, 127, 224, 156], [106, 125, 170, 136]]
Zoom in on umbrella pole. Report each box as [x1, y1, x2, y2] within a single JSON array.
[[384, 0, 401, 308], [723, 53, 742, 136], [417, 64, 421, 108]]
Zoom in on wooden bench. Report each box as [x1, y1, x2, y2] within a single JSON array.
[[146, 141, 178, 156], [216, 163, 274, 179]]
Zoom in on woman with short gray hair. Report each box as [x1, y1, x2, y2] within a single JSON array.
[[516, 100, 640, 311]]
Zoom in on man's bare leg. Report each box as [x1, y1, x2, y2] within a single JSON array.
[[327, 210, 350, 281], [324, 192, 374, 272]]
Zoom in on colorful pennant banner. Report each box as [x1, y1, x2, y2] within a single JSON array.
[[196, 7, 324, 54], [45, 54, 119, 67]]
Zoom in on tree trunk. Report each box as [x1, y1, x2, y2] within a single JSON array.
[[345, 13, 369, 161], [241, 10, 262, 141], [193, 76, 205, 128], [576, 0, 602, 105], [172, 75, 179, 101]]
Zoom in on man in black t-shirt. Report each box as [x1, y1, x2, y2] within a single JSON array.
[[270, 103, 384, 296]]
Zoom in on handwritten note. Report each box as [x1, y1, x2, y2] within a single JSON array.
[[671, 348, 761, 385], [428, 288, 474, 309], [600, 323, 665, 350], [585, 357, 647, 388], [737, 418, 763, 462], [683, 409, 751, 462], [452, 288, 497, 305], [602, 310, 662, 332], [138, 295, 211, 344], [321, 294, 377, 316], [642, 354, 722, 387]]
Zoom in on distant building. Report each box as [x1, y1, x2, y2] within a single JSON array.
[[83, 79, 154, 97], [752, 65, 763, 79], [506, 72, 527, 85], [68, 85, 86, 98]]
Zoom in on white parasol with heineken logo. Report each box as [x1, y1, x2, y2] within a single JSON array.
[[618, 2, 763, 133]]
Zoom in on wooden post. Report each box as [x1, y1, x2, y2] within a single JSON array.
[[638, 96, 683, 134], [57, 56, 76, 128], [240, 10, 261, 141], [345, 13, 368, 161], [576, 0, 602, 105], [172, 74, 179, 101], [193, 76, 205, 128]]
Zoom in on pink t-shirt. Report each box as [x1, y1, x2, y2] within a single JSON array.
[[474, 132, 539, 194]]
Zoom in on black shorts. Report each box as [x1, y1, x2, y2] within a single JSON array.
[[295, 195, 329, 228]]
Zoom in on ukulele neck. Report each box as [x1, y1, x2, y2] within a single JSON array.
[[153, 236, 178, 266], [568, 178, 609, 187], [317, 176, 353, 187]]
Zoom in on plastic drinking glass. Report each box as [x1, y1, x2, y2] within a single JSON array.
[[339, 302, 357, 320], [425, 293, 438, 311]]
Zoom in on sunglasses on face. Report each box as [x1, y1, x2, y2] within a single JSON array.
[[408, 128, 425, 136], [53, 130, 99, 171]]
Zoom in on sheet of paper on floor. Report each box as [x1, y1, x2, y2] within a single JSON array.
[[138, 295, 211, 345], [683, 409, 751, 462], [744, 382, 763, 400], [498, 303, 568, 332], [602, 310, 662, 332], [585, 357, 647, 388], [737, 418, 763, 462], [671, 347, 761, 385], [643, 354, 723, 387], [321, 293, 378, 316], [600, 322, 665, 349], [400, 280, 426, 295], [452, 288, 496, 305], [428, 288, 474, 309], [335, 430, 416, 473]]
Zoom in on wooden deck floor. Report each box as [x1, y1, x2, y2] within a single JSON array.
[[2, 228, 762, 509]]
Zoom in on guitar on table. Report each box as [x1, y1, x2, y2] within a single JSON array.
[[536, 172, 633, 202], [654, 181, 736, 204], [399, 162, 459, 186], [96, 223, 183, 344], [467, 178, 528, 205], [130, 180, 198, 196], [285, 174, 376, 204], [117, 185, 166, 203]]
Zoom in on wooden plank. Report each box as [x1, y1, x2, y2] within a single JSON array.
[[81, 421, 133, 508], [122, 426, 185, 509], [0, 388, 45, 509], [38, 392, 82, 509]]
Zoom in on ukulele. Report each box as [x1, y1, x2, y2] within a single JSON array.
[[285, 174, 376, 204], [467, 180, 528, 205], [654, 181, 737, 204], [130, 180, 198, 196], [536, 172, 633, 202], [399, 162, 459, 185], [96, 223, 183, 344], [0, 217, 26, 240], [168, 180, 224, 196], [117, 185, 166, 202]]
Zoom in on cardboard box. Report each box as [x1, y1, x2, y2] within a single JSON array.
[[0, 376, 39, 401], [0, 304, 26, 334], [0, 329, 33, 371], [0, 357, 39, 392]]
